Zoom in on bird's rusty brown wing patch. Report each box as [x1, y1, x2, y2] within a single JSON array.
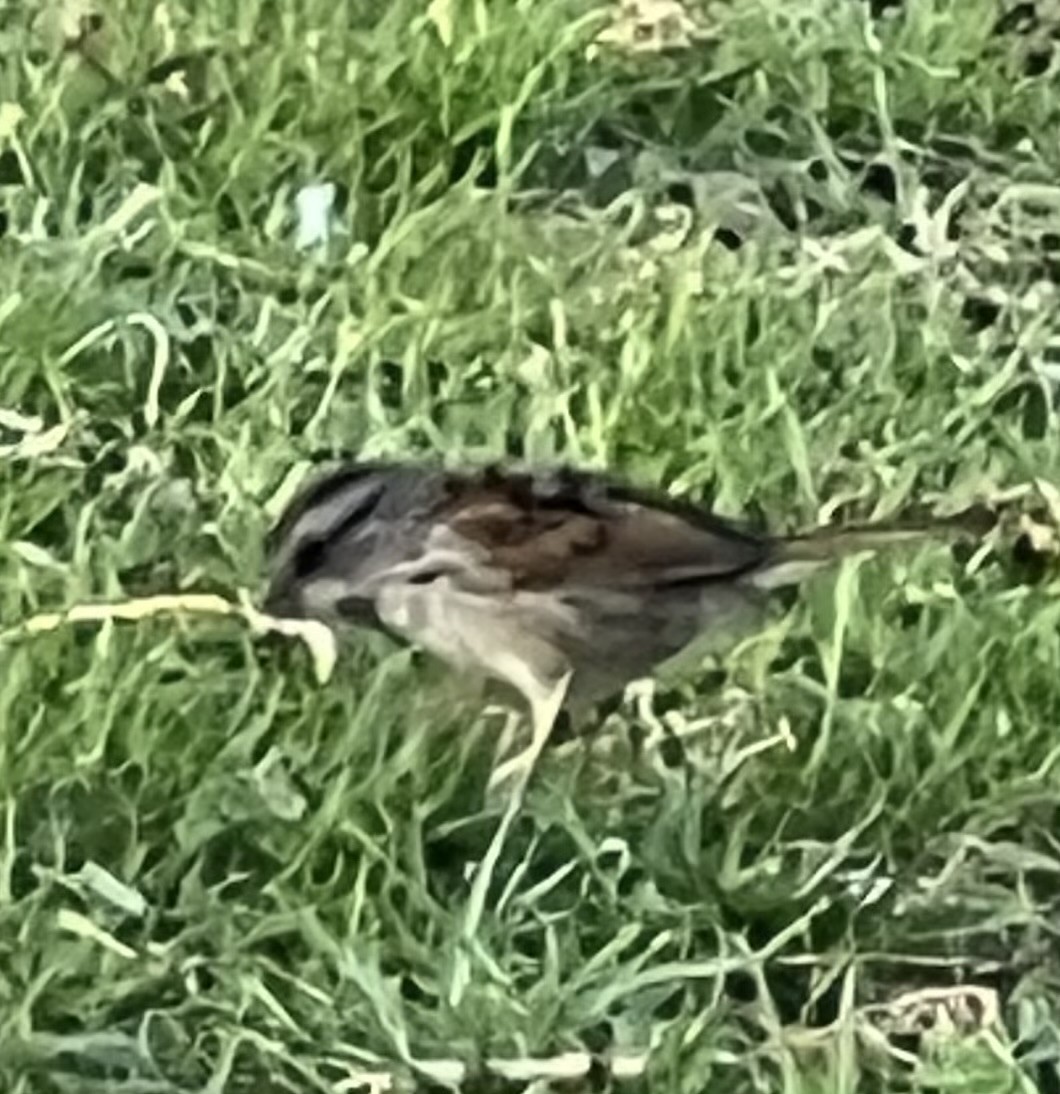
[[440, 471, 768, 590], [443, 492, 605, 588]]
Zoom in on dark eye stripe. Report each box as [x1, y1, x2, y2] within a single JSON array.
[[327, 481, 386, 543], [293, 538, 328, 578], [266, 461, 396, 553], [287, 482, 386, 578], [406, 568, 448, 585]]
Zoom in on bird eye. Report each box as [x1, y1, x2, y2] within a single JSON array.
[[293, 538, 328, 578]]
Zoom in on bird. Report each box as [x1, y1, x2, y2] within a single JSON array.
[[262, 460, 994, 789]]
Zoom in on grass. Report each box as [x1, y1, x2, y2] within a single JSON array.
[[2, 0, 1060, 1089]]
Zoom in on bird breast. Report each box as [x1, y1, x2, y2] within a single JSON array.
[[373, 575, 580, 699]]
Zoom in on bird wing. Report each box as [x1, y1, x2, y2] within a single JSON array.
[[438, 468, 770, 590]]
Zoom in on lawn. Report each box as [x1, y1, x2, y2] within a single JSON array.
[[2, 0, 1060, 1090]]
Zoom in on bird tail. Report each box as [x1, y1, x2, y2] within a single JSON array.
[[748, 504, 996, 589]]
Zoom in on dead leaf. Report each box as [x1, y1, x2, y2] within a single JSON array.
[[1018, 512, 1059, 557], [869, 985, 1000, 1037], [590, 0, 710, 56]]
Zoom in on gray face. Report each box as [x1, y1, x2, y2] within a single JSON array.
[[263, 465, 412, 628]]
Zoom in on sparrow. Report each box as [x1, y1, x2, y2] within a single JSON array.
[[263, 461, 992, 787]]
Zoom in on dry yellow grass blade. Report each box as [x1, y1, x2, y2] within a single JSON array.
[[7, 592, 338, 683]]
